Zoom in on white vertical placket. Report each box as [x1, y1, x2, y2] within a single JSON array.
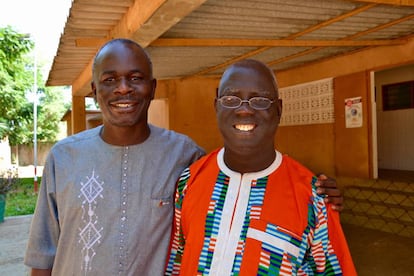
[[209, 151, 253, 275], [118, 146, 129, 274], [209, 149, 283, 275]]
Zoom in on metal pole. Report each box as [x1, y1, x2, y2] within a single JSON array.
[[33, 38, 38, 192]]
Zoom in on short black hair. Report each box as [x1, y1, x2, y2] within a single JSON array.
[[92, 38, 153, 78]]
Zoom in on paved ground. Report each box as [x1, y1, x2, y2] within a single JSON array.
[[1, 215, 413, 275], [343, 223, 414, 276], [0, 215, 31, 276]]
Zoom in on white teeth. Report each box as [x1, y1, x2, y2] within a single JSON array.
[[115, 103, 132, 108], [235, 124, 254, 131]]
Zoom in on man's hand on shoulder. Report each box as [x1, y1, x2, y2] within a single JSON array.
[[315, 174, 343, 212]]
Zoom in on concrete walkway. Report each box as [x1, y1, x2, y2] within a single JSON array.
[[342, 223, 414, 276], [0, 215, 31, 276], [0, 215, 413, 275]]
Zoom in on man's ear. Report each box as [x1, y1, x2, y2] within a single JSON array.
[[91, 82, 97, 102], [275, 99, 283, 120], [278, 99, 283, 115], [150, 78, 157, 100], [214, 87, 219, 111]]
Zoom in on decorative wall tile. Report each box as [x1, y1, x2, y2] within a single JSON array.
[[279, 78, 334, 126]]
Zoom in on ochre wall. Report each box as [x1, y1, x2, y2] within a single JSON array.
[[157, 78, 223, 153], [156, 70, 373, 178], [334, 71, 371, 178], [276, 124, 335, 177], [276, 72, 372, 178], [156, 77, 337, 176], [156, 69, 373, 178]]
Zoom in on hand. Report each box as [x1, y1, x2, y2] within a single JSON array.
[[315, 174, 343, 212]]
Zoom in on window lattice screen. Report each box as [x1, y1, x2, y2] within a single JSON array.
[[279, 78, 334, 126]]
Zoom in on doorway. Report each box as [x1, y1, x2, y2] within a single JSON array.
[[374, 64, 414, 180]]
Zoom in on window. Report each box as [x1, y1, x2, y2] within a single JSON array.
[[382, 81, 414, 111]]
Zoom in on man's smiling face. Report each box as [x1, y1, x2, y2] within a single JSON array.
[[215, 60, 282, 156], [92, 41, 155, 128]]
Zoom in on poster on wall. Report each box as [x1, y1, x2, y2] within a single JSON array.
[[345, 97, 363, 128]]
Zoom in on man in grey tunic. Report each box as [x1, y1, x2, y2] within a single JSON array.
[[24, 38, 343, 276], [24, 39, 205, 275]]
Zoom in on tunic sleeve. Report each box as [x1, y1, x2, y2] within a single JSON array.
[[299, 182, 357, 275], [165, 167, 191, 275], [24, 152, 60, 269], [326, 205, 358, 275]]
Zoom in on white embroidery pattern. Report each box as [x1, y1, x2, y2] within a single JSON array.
[[78, 170, 104, 274]]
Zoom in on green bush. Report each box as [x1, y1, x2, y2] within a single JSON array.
[[5, 177, 39, 217]]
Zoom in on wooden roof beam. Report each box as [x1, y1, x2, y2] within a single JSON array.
[[268, 11, 414, 67], [190, 3, 376, 77], [286, 3, 376, 39], [71, 0, 208, 96], [277, 35, 414, 87], [150, 38, 405, 47], [352, 0, 414, 6]]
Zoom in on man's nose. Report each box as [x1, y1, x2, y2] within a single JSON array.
[[116, 77, 132, 93]]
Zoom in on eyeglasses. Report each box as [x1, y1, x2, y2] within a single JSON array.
[[217, 95, 275, 110]]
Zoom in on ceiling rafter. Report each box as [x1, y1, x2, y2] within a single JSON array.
[[47, 0, 414, 95], [354, 0, 414, 6], [268, 10, 414, 68], [285, 3, 377, 39], [150, 38, 404, 47], [70, 0, 208, 96], [188, 3, 377, 78], [347, 12, 414, 39], [71, 0, 169, 94]]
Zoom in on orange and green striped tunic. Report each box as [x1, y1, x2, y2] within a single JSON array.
[[165, 148, 356, 276]]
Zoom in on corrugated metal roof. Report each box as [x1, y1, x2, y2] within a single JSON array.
[[46, 0, 414, 96]]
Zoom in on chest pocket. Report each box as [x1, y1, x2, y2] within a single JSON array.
[[241, 219, 304, 275], [151, 196, 173, 208]]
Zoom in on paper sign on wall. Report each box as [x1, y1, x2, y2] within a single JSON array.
[[345, 97, 362, 128]]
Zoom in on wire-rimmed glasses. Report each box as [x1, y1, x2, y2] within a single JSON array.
[[217, 95, 275, 110]]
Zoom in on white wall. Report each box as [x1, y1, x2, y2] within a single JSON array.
[[0, 137, 11, 167], [375, 64, 414, 171]]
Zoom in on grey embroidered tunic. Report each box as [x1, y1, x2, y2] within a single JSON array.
[[24, 125, 204, 275]]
